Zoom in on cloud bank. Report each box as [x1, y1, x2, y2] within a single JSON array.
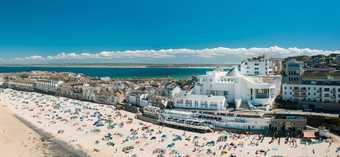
[[5, 46, 340, 64]]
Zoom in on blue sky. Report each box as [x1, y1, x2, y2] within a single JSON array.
[[0, 0, 339, 63]]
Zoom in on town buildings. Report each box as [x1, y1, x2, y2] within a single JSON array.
[[34, 79, 64, 94], [282, 56, 340, 112], [239, 55, 281, 76], [7, 79, 35, 91]]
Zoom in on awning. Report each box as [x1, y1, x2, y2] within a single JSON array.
[[303, 131, 316, 138]]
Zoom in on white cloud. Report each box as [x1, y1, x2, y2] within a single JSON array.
[[25, 55, 45, 60], [4, 46, 340, 64]]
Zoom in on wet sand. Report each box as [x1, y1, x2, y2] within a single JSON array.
[[0, 100, 79, 157]]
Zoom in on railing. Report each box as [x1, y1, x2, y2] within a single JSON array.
[[255, 94, 269, 99]]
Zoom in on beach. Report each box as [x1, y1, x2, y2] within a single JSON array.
[[0, 97, 79, 157], [0, 102, 48, 157], [1, 89, 339, 157]]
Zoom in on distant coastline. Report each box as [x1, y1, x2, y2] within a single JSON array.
[[0, 66, 218, 79], [0, 63, 236, 69]]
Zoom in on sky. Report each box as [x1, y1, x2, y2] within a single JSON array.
[[0, 0, 339, 64]]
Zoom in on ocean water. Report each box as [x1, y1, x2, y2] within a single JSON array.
[[0, 66, 213, 79]]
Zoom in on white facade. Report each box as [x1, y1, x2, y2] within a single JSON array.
[[282, 83, 340, 109], [34, 80, 64, 93], [127, 93, 148, 107], [82, 85, 96, 101], [169, 86, 182, 98], [240, 55, 274, 76], [174, 94, 226, 110], [193, 67, 281, 110], [7, 80, 34, 91]]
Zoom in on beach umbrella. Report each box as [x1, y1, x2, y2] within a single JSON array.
[[167, 143, 175, 148], [161, 134, 167, 139], [107, 141, 115, 147]]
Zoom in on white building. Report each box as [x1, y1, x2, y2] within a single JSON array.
[[7, 80, 34, 91], [127, 91, 149, 107], [193, 67, 281, 110], [0, 77, 5, 86], [240, 55, 276, 76], [34, 79, 64, 93], [281, 58, 340, 112], [283, 59, 304, 83], [282, 81, 340, 112], [174, 94, 227, 110], [81, 84, 97, 101]]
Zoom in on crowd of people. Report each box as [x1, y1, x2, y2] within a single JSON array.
[[1, 88, 339, 157]]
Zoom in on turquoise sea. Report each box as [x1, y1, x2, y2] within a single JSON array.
[[0, 66, 213, 79]]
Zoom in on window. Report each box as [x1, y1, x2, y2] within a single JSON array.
[[209, 104, 218, 109], [201, 102, 208, 108], [255, 89, 269, 98], [176, 99, 183, 104], [324, 88, 330, 92], [185, 100, 192, 105], [324, 93, 330, 97], [201, 101, 208, 106]]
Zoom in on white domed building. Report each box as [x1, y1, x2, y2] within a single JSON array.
[[191, 67, 281, 111]]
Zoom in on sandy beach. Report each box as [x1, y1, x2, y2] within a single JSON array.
[[0, 94, 86, 157], [0, 99, 49, 157], [1, 89, 339, 157]]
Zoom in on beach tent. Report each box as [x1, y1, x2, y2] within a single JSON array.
[[303, 130, 316, 140]]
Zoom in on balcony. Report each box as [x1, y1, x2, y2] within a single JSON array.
[[255, 93, 269, 99]]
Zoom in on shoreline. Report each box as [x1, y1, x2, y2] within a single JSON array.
[[14, 115, 89, 157], [0, 98, 86, 157]]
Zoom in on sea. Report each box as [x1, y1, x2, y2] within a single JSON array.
[[0, 66, 214, 80]]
